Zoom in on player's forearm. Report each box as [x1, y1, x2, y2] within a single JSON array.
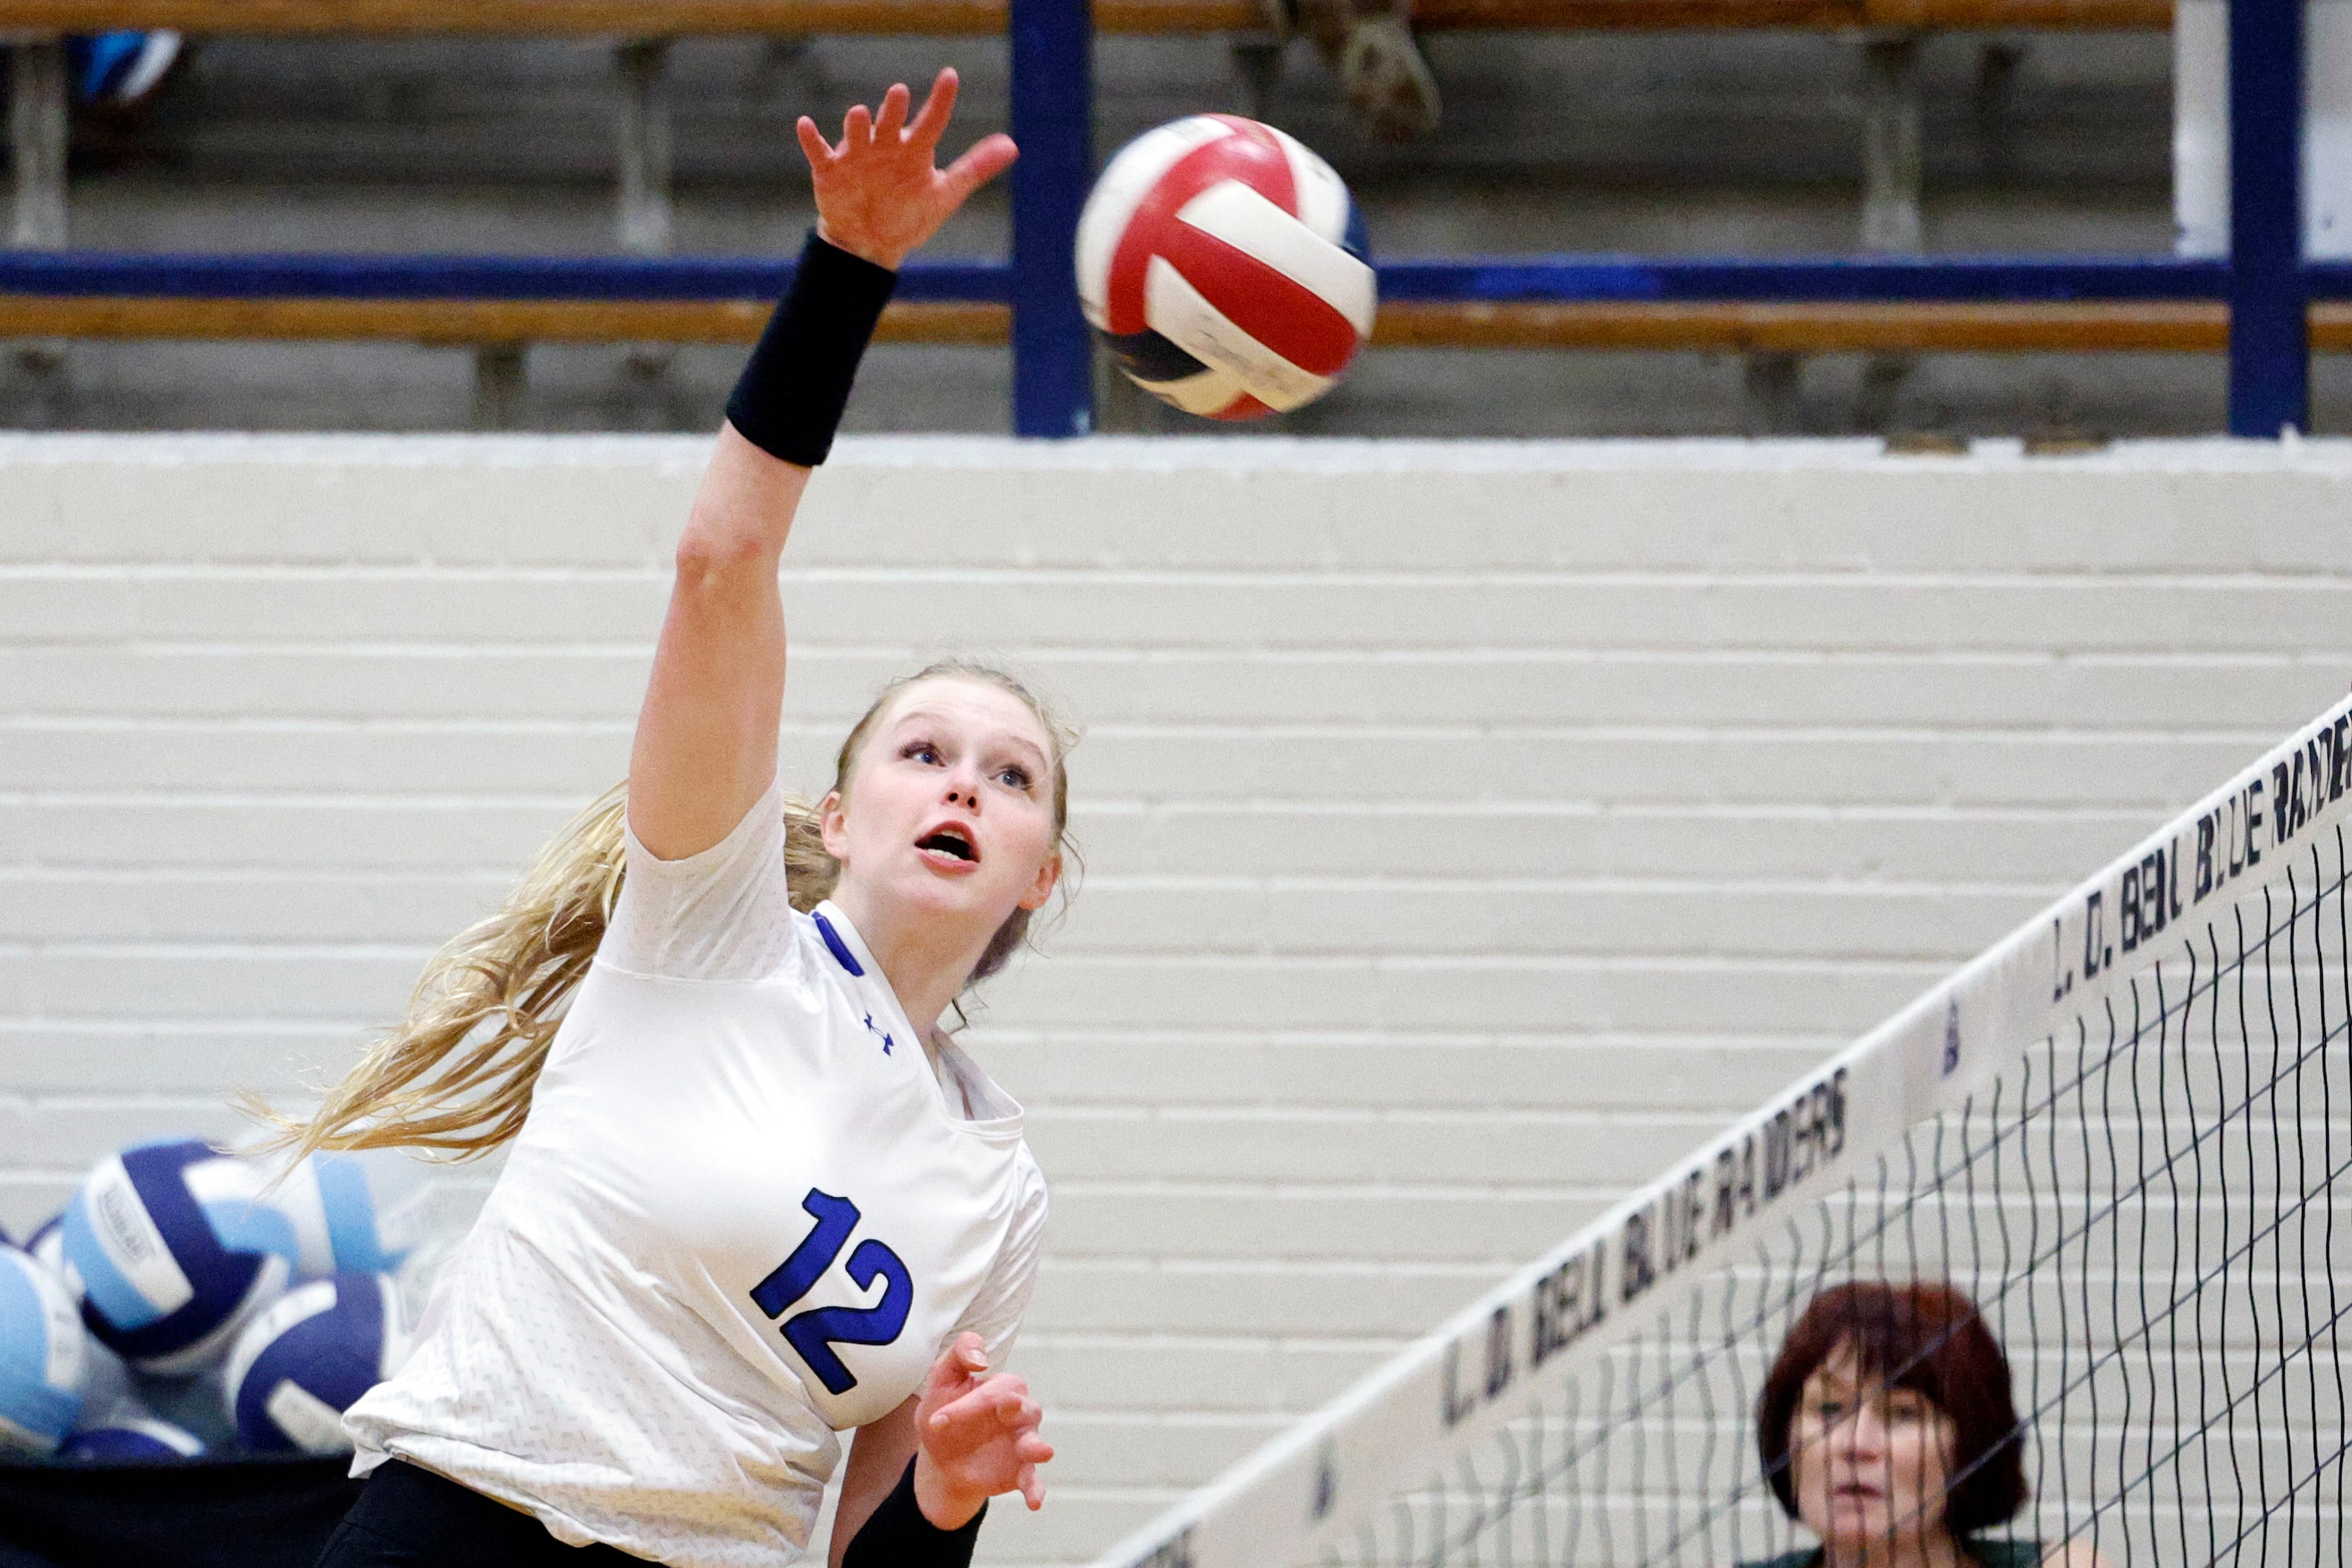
[[684, 419, 812, 572], [913, 1449, 990, 1530], [842, 1456, 989, 1568]]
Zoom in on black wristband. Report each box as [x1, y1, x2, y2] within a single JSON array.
[[842, 1459, 986, 1568], [725, 230, 898, 468]]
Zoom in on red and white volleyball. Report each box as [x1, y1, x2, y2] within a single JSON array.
[[1076, 115, 1375, 421]]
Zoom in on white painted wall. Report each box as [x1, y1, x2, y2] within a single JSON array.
[[3, 433, 2349, 1564]]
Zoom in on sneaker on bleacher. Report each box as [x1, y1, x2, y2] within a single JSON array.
[[68, 29, 182, 110]]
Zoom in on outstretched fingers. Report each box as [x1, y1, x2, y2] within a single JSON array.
[[941, 133, 1020, 206], [841, 99, 874, 149], [795, 114, 834, 167], [874, 80, 913, 141], [906, 67, 961, 151]]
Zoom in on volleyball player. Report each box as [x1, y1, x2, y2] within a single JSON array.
[[280, 68, 1064, 1568]]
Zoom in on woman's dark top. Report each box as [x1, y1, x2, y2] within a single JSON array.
[[1736, 1540, 2046, 1568]]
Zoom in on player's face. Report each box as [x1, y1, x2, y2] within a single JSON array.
[[1790, 1343, 1957, 1559], [825, 676, 1061, 938]]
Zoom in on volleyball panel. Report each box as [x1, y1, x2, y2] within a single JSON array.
[[0, 1247, 87, 1454], [1076, 114, 1238, 333], [258, 1150, 427, 1279], [225, 1272, 410, 1454], [1143, 256, 1336, 414], [58, 1414, 206, 1462]]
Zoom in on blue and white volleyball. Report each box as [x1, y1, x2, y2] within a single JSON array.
[[60, 1139, 290, 1373], [0, 1246, 87, 1454], [254, 1149, 427, 1279], [58, 1411, 205, 1462], [224, 1272, 409, 1454]]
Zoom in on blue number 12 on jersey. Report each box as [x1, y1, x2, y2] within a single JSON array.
[[749, 1189, 913, 1395]]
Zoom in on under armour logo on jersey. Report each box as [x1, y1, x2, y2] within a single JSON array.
[[862, 1013, 895, 1055]]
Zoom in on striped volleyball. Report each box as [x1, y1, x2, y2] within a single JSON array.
[[1077, 114, 1374, 420], [0, 1246, 87, 1454], [225, 1272, 409, 1454], [60, 1139, 290, 1374]]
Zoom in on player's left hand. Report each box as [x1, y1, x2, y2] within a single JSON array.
[[913, 1331, 1054, 1528], [797, 68, 1019, 272]]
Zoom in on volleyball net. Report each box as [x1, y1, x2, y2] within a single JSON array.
[[1095, 695, 2352, 1568]]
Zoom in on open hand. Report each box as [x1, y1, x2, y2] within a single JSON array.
[[912, 1332, 1054, 1529], [797, 68, 1018, 271]]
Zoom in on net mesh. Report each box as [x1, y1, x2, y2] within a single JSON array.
[[1363, 834, 2349, 1568], [1104, 706, 2352, 1568]]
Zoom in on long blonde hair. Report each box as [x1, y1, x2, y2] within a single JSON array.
[[256, 660, 1076, 1163]]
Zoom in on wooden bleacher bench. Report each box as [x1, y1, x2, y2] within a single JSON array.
[[0, 0, 2203, 387], [11, 296, 2350, 357], [0, 295, 1006, 344], [0, 0, 2171, 32]]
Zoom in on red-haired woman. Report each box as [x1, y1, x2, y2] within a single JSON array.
[[1741, 1282, 2115, 1568]]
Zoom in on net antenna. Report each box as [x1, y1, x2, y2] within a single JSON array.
[[1095, 696, 2352, 1568]]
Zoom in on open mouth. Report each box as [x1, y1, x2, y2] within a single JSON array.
[[917, 827, 978, 863]]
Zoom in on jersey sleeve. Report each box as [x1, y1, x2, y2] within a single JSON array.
[[602, 782, 802, 984], [955, 1155, 1050, 1368]]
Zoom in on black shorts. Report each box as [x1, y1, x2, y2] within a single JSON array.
[[316, 1460, 650, 1566]]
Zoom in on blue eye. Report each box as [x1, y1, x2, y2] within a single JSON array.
[[998, 766, 1032, 790], [904, 741, 942, 766]]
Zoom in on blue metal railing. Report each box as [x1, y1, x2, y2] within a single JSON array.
[[0, 0, 2323, 437], [2225, 0, 2306, 433], [999, 0, 2316, 437], [1008, 0, 1095, 436]]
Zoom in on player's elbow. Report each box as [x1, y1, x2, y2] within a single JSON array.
[[672, 513, 777, 593]]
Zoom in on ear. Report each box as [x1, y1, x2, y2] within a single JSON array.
[[817, 790, 850, 862], [1016, 851, 1061, 913]]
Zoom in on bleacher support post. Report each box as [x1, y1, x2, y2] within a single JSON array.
[[1858, 32, 1923, 430], [615, 39, 675, 261], [6, 33, 68, 377], [615, 36, 678, 382], [1009, 0, 1095, 437], [473, 341, 527, 430], [2227, 0, 2305, 436], [7, 36, 67, 249], [1860, 36, 1923, 255]]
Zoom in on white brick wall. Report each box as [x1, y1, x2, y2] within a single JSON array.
[[4, 432, 2350, 1564]]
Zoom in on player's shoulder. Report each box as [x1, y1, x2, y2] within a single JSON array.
[[1014, 1139, 1050, 1199], [1001, 1140, 1051, 1239]]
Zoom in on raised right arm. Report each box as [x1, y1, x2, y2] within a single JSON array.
[[625, 69, 1014, 861], [627, 432, 807, 861]]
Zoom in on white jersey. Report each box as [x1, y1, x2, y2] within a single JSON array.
[[346, 785, 1050, 1568]]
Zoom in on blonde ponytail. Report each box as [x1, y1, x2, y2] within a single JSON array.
[[250, 786, 628, 1162], [259, 658, 1074, 1161]]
